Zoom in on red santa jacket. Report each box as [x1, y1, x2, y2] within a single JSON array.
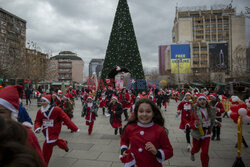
[[214, 102, 225, 118], [34, 106, 78, 143], [119, 93, 130, 109], [99, 96, 107, 108], [177, 100, 192, 130], [66, 89, 76, 98], [25, 126, 46, 167], [120, 122, 173, 167], [128, 93, 135, 106]]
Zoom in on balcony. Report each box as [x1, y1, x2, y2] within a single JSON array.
[[58, 71, 72, 74], [58, 59, 71, 63], [58, 65, 72, 69]]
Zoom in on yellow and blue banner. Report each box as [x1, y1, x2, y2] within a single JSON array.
[[171, 44, 191, 74]]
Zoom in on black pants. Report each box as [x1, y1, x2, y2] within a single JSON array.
[[212, 118, 222, 139], [123, 109, 128, 120], [186, 126, 191, 144], [102, 108, 105, 115], [26, 97, 31, 105], [223, 112, 229, 118], [115, 127, 122, 135], [157, 103, 161, 109]]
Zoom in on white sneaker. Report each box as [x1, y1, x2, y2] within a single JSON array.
[[190, 154, 195, 161], [187, 144, 191, 152]]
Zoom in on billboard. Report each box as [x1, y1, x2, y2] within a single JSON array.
[[171, 44, 191, 73], [209, 43, 228, 72]]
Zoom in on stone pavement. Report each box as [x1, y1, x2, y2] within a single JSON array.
[[24, 98, 250, 167]]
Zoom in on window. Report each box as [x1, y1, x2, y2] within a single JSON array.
[[201, 47, 207, 51], [193, 47, 199, 51], [201, 60, 207, 64], [193, 54, 199, 58], [193, 61, 199, 64], [201, 54, 207, 57]]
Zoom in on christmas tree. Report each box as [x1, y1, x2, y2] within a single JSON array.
[[100, 0, 146, 92]]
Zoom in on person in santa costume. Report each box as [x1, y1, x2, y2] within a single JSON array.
[[0, 117, 44, 167], [108, 95, 123, 135], [148, 91, 156, 103], [128, 90, 135, 113], [66, 85, 76, 100], [119, 89, 130, 121], [190, 94, 216, 167], [99, 92, 107, 115], [34, 94, 80, 166], [0, 85, 46, 167], [51, 92, 61, 106], [174, 91, 179, 103], [120, 98, 173, 167], [60, 94, 74, 119], [177, 92, 193, 151], [162, 91, 168, 112], [209, 93, 225, 141], [82, 95, 98, 135]]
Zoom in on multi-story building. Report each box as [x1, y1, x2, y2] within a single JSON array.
[[167, 6, 246, 83], [25, 48, 49, 83], [50, 51, 84, 83], [0, 8, 26, 80], [89, 59, 104, 77]]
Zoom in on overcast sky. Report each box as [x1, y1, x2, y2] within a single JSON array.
[[1, 0, 249, 77]]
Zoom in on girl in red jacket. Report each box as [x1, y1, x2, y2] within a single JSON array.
[[120, 98, 173, 167], [99, 92, 107, 115], [177, 92, 193, 151]]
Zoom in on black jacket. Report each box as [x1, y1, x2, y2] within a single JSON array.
[[108, 102, 123, 125]]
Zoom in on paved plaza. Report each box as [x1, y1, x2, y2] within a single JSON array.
[[25, 98, 250, 167]]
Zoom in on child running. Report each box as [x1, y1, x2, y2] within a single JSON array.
[[120, 98, 173, 167]]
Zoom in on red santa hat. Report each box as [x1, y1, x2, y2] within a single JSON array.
[[57, 90, 63, 95], [52, 92, 58, 98], [101, 92, 105, 96], [41, 94, 51, 104], [63, 93, 70, 100], [184, 92, 192, 97], [116, 66, 121, 71], [87, 95, 94, 100], [111, 95, 118, 101], [0, 85, 23, 120], [209, 93, 217, 100], [197, 93, 207, 101]]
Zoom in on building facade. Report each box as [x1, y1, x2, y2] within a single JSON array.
[[168, 6, 246, 83], [159, 45, 168, 75], [0, 8, 26, 80], [89, 59, 104, 77], [50, 51, 84, 83], [25, 48, 49, 83]]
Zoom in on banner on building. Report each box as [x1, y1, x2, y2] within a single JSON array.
[[171, 44, 191, 73], [209, 43, 228, 72]]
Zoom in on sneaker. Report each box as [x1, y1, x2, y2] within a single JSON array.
[[190, 154, 195, 161], [187, 144, 191, 152]]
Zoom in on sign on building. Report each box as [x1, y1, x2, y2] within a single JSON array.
[[209, 43, 228, 72], [171, 44, 191, 73]]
